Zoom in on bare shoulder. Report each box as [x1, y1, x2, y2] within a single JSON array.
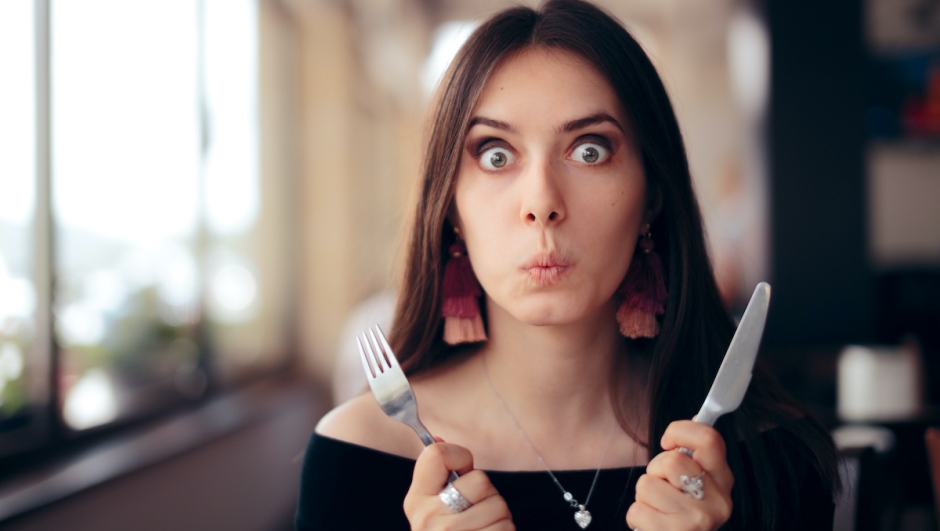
[[317, 349, 480, 457], [315, 392, 424, 458]]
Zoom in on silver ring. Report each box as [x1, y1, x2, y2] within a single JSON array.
[[439, 482, 472, 513], [680, 472, 705, 500]]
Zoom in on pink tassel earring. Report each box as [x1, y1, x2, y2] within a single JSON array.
[[616, 226, 667, 338], [441, 238, 487, 344]]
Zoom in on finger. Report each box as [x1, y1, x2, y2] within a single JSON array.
[[645, 448, 704, 491], [411, 443, 475, 495], [451, 470, 501, 504], [479, 520, 516, 531], [660, 421, 726, 465], [694, 473, 733, 524], [660, 421, 733, 490], [634, 473, 689, 514], [635, 472, 732, 528], [625, 500, 667, 531], [442, 494, 513, 530], [406, 495, 451, 529]]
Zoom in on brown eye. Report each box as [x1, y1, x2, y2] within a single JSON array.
[[479, 146, 516, 170], [572, 142, 608, 164]]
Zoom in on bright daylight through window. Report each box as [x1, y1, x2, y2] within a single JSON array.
[[0, 0, 37, 437], [0, 0, 288, 457]]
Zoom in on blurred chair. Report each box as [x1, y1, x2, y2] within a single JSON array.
[[834, 446, 878, 531], [332, 289, 397, 405], [926, 427, 940, 526], [834, 446, 862, 531], [833, 425, 898, 531]]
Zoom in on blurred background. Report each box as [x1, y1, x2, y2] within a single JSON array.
[[0, 0, 938, 529]]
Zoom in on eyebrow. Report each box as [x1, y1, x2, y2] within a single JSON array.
[[466, 112, 624, 135], [558, 112, 625, 135], [467, 116, 517, 134]]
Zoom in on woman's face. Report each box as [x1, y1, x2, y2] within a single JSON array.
[[452, 47, 650, 327]]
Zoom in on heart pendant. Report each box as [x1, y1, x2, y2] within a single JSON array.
[[574, 509, 592, 528]]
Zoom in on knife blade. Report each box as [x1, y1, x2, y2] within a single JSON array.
[[696, 281, 772, 427], [677, 282, 770, 457]]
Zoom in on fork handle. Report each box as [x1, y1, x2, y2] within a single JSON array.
[[413, 422, 437, 447], [412, 421, 461, 483]]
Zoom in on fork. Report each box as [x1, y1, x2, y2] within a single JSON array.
[[359, 324, 459, 483]]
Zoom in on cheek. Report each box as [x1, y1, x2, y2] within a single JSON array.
[[599, 224, 640, 289], [453, 166, 515, 241], [452, 173, 513, 279], [456, 205, 514, 284], [578, 182, 646, 244], [572, 185, 647, 290]]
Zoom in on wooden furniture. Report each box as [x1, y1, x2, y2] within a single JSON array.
[[926, 427, 940, 526]]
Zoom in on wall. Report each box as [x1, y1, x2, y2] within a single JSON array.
[[284, 0, 429, 383]]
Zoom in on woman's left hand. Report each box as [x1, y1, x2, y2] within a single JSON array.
[[626, 420, 734, 531]]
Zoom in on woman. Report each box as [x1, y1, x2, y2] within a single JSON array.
[[296, 1, 839, 529]]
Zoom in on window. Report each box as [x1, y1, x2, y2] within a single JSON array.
[[0, 0, 41, 454], [0, 0, 290, 458]]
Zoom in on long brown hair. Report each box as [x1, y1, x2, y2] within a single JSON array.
[[390, 1, 839, 528]]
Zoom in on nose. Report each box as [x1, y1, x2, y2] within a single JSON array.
[[519, 158, 566, 227]]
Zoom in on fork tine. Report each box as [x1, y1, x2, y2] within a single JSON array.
[[373, 325, 401, 371], [367, 328, 388, 372], [357, 336, 376, 379], [359, 324, 454, 472]]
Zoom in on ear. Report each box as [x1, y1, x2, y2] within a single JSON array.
[[642, 186, 663, 228], [445, 203, 463, 236]]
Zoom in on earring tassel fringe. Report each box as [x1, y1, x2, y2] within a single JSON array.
[[442, 242, 487, 344], [617, 237, 667, 339]]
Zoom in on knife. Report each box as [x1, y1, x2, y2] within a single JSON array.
[[678, 282, 771, 455]]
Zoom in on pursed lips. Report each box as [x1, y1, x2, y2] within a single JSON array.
[[521, 252, 571, 286]]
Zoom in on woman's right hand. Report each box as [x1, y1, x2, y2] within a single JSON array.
[[403, 440, 515, 531]]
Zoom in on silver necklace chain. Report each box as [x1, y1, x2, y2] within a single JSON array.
[[482, 355, 616, 521]]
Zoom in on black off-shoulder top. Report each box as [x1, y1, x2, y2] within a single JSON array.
[[294, 425, 834, 531]]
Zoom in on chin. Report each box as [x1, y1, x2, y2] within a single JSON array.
[[508, 296, 593, 327]]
